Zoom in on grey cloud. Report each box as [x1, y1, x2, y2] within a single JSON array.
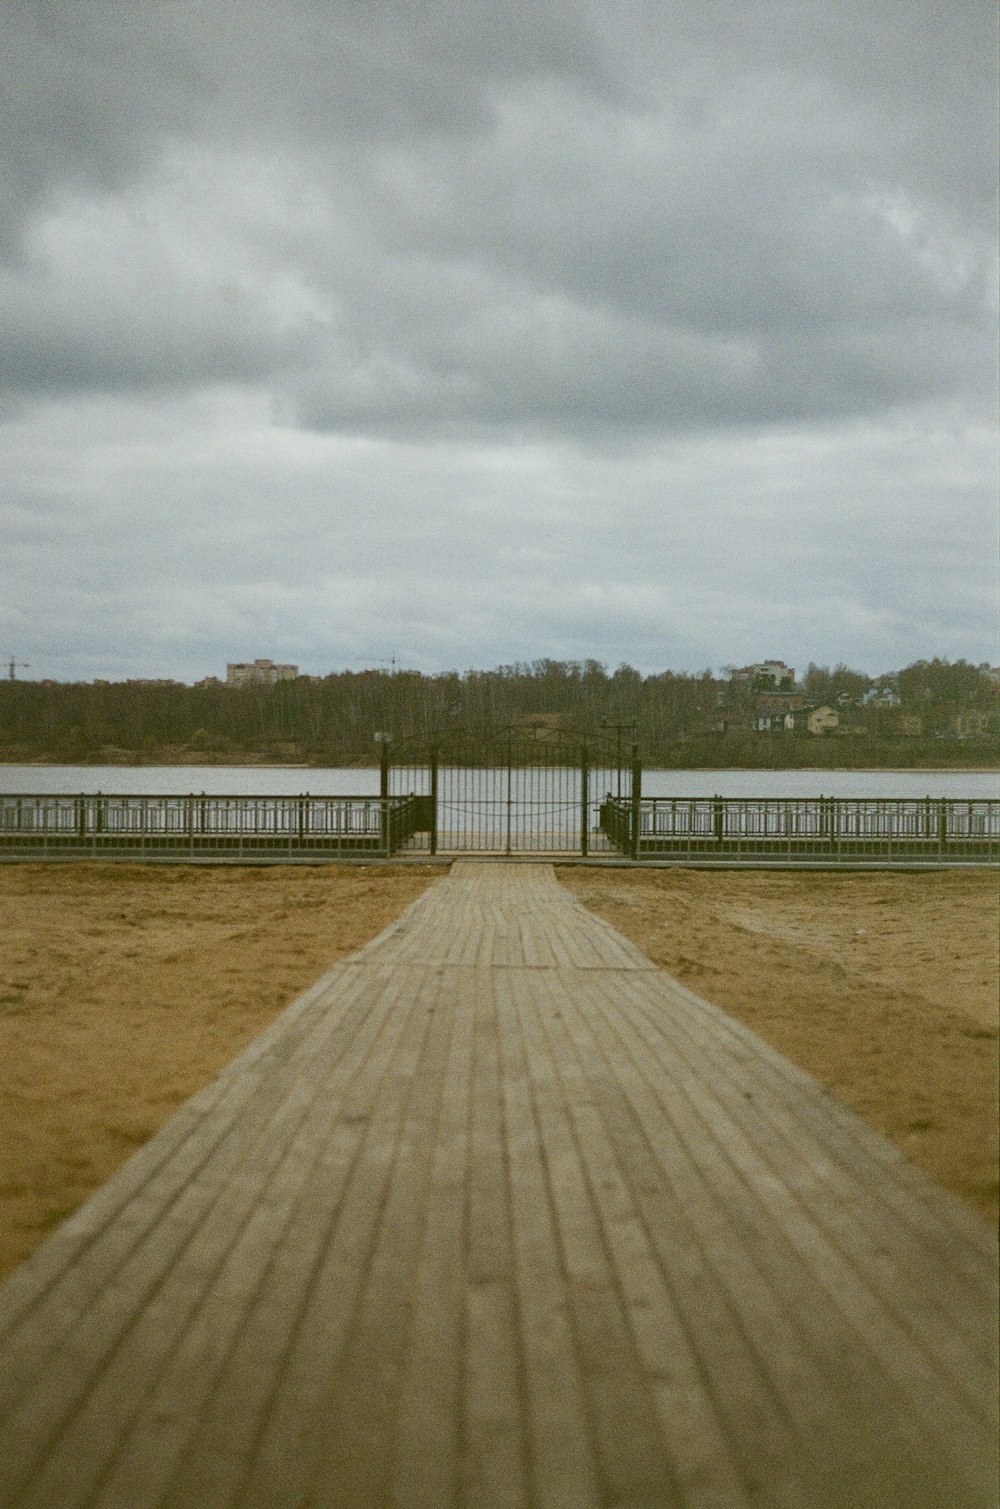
[[3, 1, 992, 438], [0, 1, 995, 680], [4, 387, 993, 682], [1, 0, 609, 242]]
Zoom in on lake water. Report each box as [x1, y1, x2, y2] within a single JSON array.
[[1, 764, 997, 800]]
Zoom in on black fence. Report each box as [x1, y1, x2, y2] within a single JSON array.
[[387, 728, 637, 856], [0, 793, 427, 861], [2, 790, 997, 866], [599, 795, 1000, 865]]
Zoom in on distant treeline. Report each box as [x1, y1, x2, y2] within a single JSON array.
[[1, 657, 997, 769]]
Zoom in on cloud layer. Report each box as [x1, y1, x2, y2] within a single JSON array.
[[1, 0, 996, 680]]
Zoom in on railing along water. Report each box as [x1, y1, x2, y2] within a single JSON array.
[[598, 795, 1000, 865], [3, 790, 998, 865], [0, 793, 426, 860]]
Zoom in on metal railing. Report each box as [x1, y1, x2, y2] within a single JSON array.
[[599, 796, 1000, 865], [4, 790, 997, 865], [0, 793, 426, 860]]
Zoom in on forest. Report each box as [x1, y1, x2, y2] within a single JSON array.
[[0, 658, 997, 769]]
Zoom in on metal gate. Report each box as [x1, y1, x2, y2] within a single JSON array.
[[385, 727, 639, 856]]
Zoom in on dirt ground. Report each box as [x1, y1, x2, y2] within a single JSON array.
[[0, 862, 996, 1282], [560, 866, 999, 1228], [0, 863, 437, 1280]]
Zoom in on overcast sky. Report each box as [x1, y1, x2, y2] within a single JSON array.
[[1, 0, 996, 683]]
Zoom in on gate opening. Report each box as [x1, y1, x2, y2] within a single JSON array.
[[384, 727, 641, 857]]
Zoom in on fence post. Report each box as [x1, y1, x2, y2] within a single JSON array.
[[430, 746, 439, 857], [580, 743, 590, 858], [630, 745, 642, 860], [713, 795, 724, 844]]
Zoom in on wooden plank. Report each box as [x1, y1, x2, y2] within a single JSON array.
[[90, 967, 423, 1509], [0, 861, 995, 1509], [617, 970, 994, 1343], [0, 964, 394, 1505], [494, 967, 602, 1508], [462, 973, 526, 1505], [510, 968, 679, 1507], [523, 971, 748, 1507], [565, 969, 988, 1503], [219, 965, 446, 1509], [0, 957, 351, 1351], [391, 971, 474, 1509]]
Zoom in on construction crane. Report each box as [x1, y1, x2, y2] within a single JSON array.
[[7, 659, 29, 681], [354, 654, 398, 674]]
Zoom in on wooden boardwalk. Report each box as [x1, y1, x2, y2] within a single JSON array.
[[0, 863, 996, 1508]]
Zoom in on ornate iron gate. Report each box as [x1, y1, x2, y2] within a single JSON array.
[[386, 727, 639, 856]]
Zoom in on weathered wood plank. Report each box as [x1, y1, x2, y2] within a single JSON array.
[[0, 861, 995, 1509]]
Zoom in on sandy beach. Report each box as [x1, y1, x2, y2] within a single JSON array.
[[0, 863, 438, 1279], [561, 866, 999, 1227], [1, 860, 996, 1280]]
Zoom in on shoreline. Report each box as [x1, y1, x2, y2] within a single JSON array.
[[2, 761, 998, 775]]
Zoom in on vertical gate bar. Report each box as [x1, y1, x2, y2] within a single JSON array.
[[505, 734, 512, 856], [580, 742, 589, 858], [630, 744, 641, 860], [556, 754, 563, 853], [430, 746, 438, 856], [470, 752, 475, 853], [518, 751, 524, 854], [470, 755, 476, 852]]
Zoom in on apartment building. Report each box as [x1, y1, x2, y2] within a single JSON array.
[[226, 659, 299, 686]]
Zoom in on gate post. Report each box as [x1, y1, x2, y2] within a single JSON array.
[[630, 744, 642, 860], [429, 745, 439, 857], [378, 735, 390, 855], [580, 743, 590, 858]]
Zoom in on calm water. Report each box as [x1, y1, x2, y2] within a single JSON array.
[[1, 764, 997, 800]]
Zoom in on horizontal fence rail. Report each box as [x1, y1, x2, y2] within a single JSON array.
[[0, 794, 426, 860], [599, 796, 1000, 865], [3, 790, 997, 866]]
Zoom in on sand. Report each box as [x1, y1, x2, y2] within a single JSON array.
[[0, 862, 437, 1280], [0, 861, 996, 1281], [560, 866, 999, 1227]]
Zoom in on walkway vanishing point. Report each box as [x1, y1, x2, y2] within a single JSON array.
[[0, 864, 996, 1508]]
